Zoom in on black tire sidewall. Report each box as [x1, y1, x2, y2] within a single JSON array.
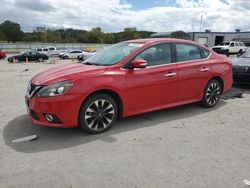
[[79, 94, 118, 134], [202, 79, 221, 108]]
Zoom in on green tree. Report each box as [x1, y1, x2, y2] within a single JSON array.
[[103, 33, 115, 44], [0, 20, 23, 42], [46, 30, 62, 43], [87, 27, 103, 43], [122, 27, 140, 41]]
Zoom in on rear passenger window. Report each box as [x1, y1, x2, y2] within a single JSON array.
[[175, 43, 201, 62]]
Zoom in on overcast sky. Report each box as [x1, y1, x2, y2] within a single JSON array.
[[0, 0, 249, 32]]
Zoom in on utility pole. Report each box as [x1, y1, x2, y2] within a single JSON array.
[[200, 15, 203, 32], [44, 25, 46, 43]]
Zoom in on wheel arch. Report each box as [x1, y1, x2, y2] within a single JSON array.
[[209, 76, 224, 92], [79, 89, 124, 119]]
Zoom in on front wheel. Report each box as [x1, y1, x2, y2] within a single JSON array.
[[38, 58, 43, 62], [79, 94, 118, 134], [202, 79, 222, 108]]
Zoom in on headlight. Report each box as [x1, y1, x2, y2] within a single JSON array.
[[37, 81, 74, 97]]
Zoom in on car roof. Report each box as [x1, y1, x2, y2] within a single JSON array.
[[125, 38, 210, 50], [126, 38, 202, 45]]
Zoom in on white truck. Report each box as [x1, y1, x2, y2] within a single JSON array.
[[212, 41, 247, 56]]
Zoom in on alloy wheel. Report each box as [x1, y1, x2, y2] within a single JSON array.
[[84, 99, 115, 131], [205, 82, 221, 105]]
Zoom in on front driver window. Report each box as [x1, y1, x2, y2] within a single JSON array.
[[134, 43, 172, 66]]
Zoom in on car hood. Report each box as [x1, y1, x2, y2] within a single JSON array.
[[232, 57, 250, 66], [32, 63, 106, 85]]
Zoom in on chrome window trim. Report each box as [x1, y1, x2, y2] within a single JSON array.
[[121, 51, 212, 71]]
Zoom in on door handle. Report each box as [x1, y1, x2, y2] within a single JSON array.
[[164, 72, 177, 77], [200, 67, 210, 72]]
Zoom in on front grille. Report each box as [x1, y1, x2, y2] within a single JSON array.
[[28, 83, 36, 95], [30, 109, 40, 120], [212, 47, 221, 51], [233, 66, 250, 73], [27, 82, 41, 98]]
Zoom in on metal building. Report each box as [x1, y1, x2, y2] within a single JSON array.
[[151, 30, 250, 47], [189, 31, 250, 47]]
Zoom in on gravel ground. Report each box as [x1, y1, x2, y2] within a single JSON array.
[[0, 58, 250, 188]]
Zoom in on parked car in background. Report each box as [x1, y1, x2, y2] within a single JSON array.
[[58, 49, 71, 58], [232, 48, 250, 83], [212, 41, 247, 56], [47, 46, 56, 51], [8, 51, 48, 63], [0, 49, 7, 59], [77, 48, 103, 61], [25, 38, 232, 134], [60, 50, 86, 59], [33, 48, 50, 56]]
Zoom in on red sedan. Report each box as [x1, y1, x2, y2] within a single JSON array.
[[0, 49, 6, 59], [26, 38, 232, 134]]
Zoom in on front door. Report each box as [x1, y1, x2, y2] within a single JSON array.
[[125, 43, 178, 114]]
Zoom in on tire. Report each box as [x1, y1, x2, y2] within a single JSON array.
[[38, 58, 43, 62], [239, 49, 243, 54], [64, 56, 69, 59], [202, 79, 222, 108], [79, 93, 118, 134], [225, 50, 229, 57]]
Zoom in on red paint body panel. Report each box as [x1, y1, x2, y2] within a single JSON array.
[[0, 49, 6, 59], [26, 38, 233, 128]]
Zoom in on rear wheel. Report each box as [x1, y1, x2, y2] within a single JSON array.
[[239, 49, 243, 54], [38, 58, 43, 62], [202, 79, 222, 108], [79, 93, 118, 134]]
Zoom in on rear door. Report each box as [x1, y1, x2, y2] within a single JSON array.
[[125, 43, 178, 113], [174, 43, 212, 102]]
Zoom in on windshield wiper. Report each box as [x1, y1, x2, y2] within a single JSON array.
[[82, 62, 100, 66]]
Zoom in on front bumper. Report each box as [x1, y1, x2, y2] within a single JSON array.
[[26, 93, 86, 128], [233, 74, 250, 83], [233, 66, 250, 83], [212, 48, 227, 54]]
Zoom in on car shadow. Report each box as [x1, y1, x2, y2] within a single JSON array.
[[233, 83, 250, 94], [3, 101, 227, 153]]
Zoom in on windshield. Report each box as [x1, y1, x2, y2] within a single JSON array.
[[240, 48, 250, 58], [82, 42, 143, 66], [219, 42, 230, 46]]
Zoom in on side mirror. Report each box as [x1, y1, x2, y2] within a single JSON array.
[[130, 59, 147, 69]]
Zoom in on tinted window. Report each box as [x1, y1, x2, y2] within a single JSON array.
[[200, 47, 210, 58], [72, 51, 81, 53], [37, 49, 42, 51], [175, 43, 201, 62], [134, 43, 172, 66], [43, 49, 48, 51], [230, 42, 234, 47]]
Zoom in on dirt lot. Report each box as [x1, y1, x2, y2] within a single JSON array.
[[0, 58, 250, 188]]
